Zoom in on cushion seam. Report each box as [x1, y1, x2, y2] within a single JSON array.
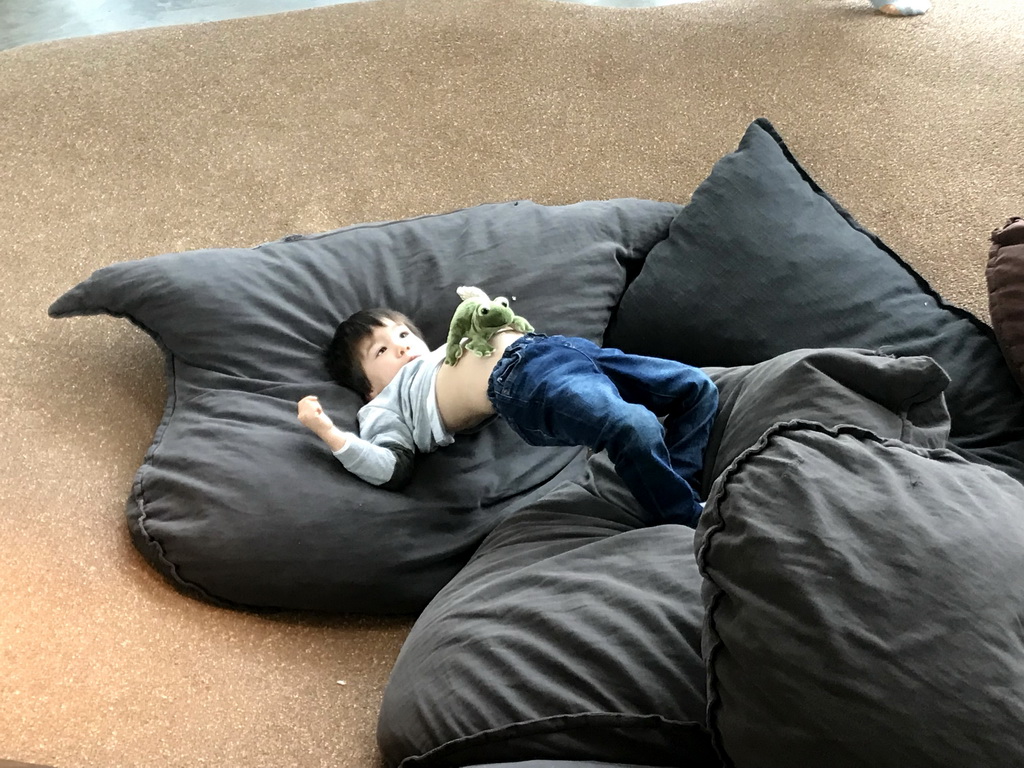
[[394, 711, 709, 768], [129, 350, 228, 606], [755, 117, 998, 340], [254, 200, 529, 246], [697, 418, 893, 767]]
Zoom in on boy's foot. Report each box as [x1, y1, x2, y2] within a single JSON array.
[[871, 0, 931, 15]]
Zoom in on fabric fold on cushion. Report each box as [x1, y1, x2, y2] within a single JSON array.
[[701, 347, 951, 494]]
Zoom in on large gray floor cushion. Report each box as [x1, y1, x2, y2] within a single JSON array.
[[607, 118, 1024, 484], [378, 452, 718, 768], [49, 198, 680, 613], [697, 422, 1024, 767]]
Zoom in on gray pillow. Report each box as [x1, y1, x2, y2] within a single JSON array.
[[702, 347, 951, 494], [696, 421, 1024, 767], [606, 119, 1024, 484], [377, 453, 718, 768], [48, 199, 680, 613]]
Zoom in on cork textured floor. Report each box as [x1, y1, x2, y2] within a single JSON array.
[[1, 0, 1021, 766]]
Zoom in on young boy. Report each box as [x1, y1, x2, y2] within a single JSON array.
[[297, 308, 718, 527]]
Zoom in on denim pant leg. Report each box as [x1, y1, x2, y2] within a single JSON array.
[[582, 342, 719, 500], [488, 335, 710, 526]]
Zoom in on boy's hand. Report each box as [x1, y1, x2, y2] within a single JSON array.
[[297, 395, 334, 436]]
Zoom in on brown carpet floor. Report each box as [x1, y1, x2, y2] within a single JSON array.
[[1, 0, 1020, 765]]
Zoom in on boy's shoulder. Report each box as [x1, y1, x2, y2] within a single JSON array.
[[363, 349, 445, 409]]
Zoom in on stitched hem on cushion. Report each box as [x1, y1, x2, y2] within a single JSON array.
[[48, 290, 233, 606], [759, 118, 1024, 482], [392, 712, 714, 768], [255, 200, 529, 245], [125, 345, 238, 609], [754, 117, 998, 341], [696, 420, 886, 767]]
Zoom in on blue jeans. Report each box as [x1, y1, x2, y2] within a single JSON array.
[[486, 334, 719, 527]]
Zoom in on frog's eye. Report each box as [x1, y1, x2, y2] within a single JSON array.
[[497, 298, 510, 308], [477, 306, 489, 316]]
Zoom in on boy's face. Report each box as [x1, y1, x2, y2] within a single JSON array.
[[361, 320, 431, 399]]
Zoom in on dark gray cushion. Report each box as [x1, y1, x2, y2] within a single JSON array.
[[377, 453, 718, 768], [48, 199, 680, 613], [696, 421, 1024, 768], [702, 347, 951, 494], [606, 118, 1024, 485]]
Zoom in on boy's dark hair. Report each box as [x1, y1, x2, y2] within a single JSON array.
[[324, 308, 426, 401]]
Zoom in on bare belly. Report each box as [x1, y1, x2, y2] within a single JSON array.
[[434, 330, 524, 433]]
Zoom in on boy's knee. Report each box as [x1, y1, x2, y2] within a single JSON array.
[[691, 370, 719, 418], [694, 367, 715, 392], [703, 373, 720, 406], [609, 405, 664, 449]]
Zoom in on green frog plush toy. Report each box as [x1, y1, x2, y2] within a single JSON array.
[[445, 285, 534, 366]]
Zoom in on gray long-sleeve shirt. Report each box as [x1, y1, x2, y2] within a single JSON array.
[[332, 347, 454, 488]]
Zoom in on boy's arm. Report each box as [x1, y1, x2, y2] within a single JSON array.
[[334, 435, 414, 490], [296, 396, 415, 490], [297, 396, 348, 451]]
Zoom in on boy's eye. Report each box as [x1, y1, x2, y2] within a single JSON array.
[[399, 331, 409, 338], [376, 346, 386, 357]]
